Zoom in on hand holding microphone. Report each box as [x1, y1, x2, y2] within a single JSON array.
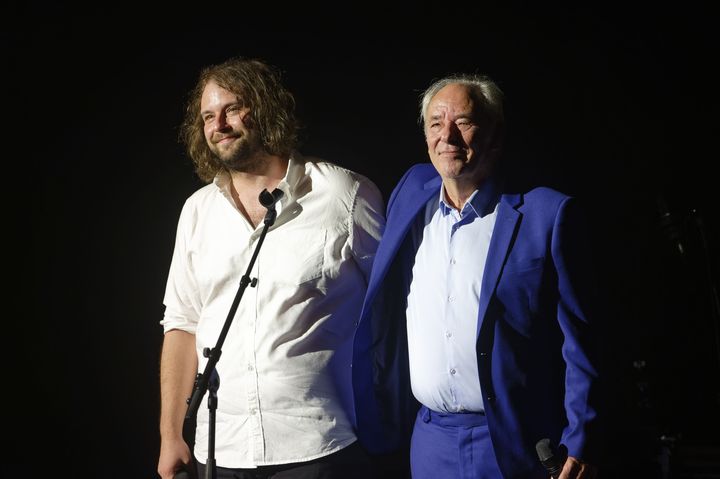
[[535, 439, 598, 478], [535, 438, 567, 478]]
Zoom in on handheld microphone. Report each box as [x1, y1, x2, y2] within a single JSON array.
[[535, 438, 567, 479]]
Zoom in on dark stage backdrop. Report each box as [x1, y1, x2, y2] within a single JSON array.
[[5, 4, 719, 478]]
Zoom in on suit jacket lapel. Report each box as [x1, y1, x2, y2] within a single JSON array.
[[366, 175, 441, 307], [476, 194, 521, 337]]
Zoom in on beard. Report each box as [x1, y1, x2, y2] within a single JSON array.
[[210, 131, 267, 173]]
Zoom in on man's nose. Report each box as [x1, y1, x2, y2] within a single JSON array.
[[211, 113, 231, 132], [440, 122, 461, 143]]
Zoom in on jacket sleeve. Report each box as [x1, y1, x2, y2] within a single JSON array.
[[552, 196, 604, 463]]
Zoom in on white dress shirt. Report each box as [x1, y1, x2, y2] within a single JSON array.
[[406, 183, 498, 413], [161, 155, 384, 467]]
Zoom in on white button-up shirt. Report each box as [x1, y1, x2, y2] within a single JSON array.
[[161, 155, 384, 467], [406, 183, 498, 413]]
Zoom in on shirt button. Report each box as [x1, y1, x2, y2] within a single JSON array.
[[250, 408, 257, 415], [450, 368, 456, 375], [445, 331, 452, 338], [448, 296, 454, 302], [450, 258, 456, 265], [247, 364, 254, 371]]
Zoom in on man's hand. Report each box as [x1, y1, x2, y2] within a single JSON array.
[[558, 455, 598, 479]]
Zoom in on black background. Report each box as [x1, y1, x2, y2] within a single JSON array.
[[5, 4, 719, 478]]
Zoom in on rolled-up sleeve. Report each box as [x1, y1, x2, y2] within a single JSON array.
[[161, 201, 200, 334]]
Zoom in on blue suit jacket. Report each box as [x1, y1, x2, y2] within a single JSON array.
[[352, 164, 602, 477]]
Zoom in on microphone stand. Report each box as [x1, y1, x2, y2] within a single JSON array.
[[183, 188, 283, 479]]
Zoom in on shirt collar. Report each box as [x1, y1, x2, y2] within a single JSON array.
[[438, 176, 499, 218], [276, 152, 305, 205], [212, 152, 306, 215]]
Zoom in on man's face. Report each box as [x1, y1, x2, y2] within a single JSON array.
[[425, 83, 495, 184], [201, 80, 264, 172]]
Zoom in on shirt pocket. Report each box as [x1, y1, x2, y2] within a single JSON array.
[[269, 228, 327, 286], [502, 256, 545, 274]]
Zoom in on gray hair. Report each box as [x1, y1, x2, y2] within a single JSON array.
[[418, 73, 505, 131]]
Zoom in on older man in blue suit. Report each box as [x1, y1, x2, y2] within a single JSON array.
[[352, 74, 603, 478]]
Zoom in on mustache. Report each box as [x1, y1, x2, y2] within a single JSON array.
[[212, 133, 242, 144]]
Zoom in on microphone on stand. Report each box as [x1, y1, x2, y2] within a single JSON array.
[[259, 188, 284, 208], [259, 188, 284, 225]]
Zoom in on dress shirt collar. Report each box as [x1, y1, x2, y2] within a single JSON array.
[[211, 153, 307, 218], [438, 176, 500, 219]]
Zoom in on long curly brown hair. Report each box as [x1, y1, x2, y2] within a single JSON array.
[[179, 57, 299, 183]]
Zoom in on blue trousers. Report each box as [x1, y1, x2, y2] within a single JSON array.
[[410, 406, 503, 479]]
